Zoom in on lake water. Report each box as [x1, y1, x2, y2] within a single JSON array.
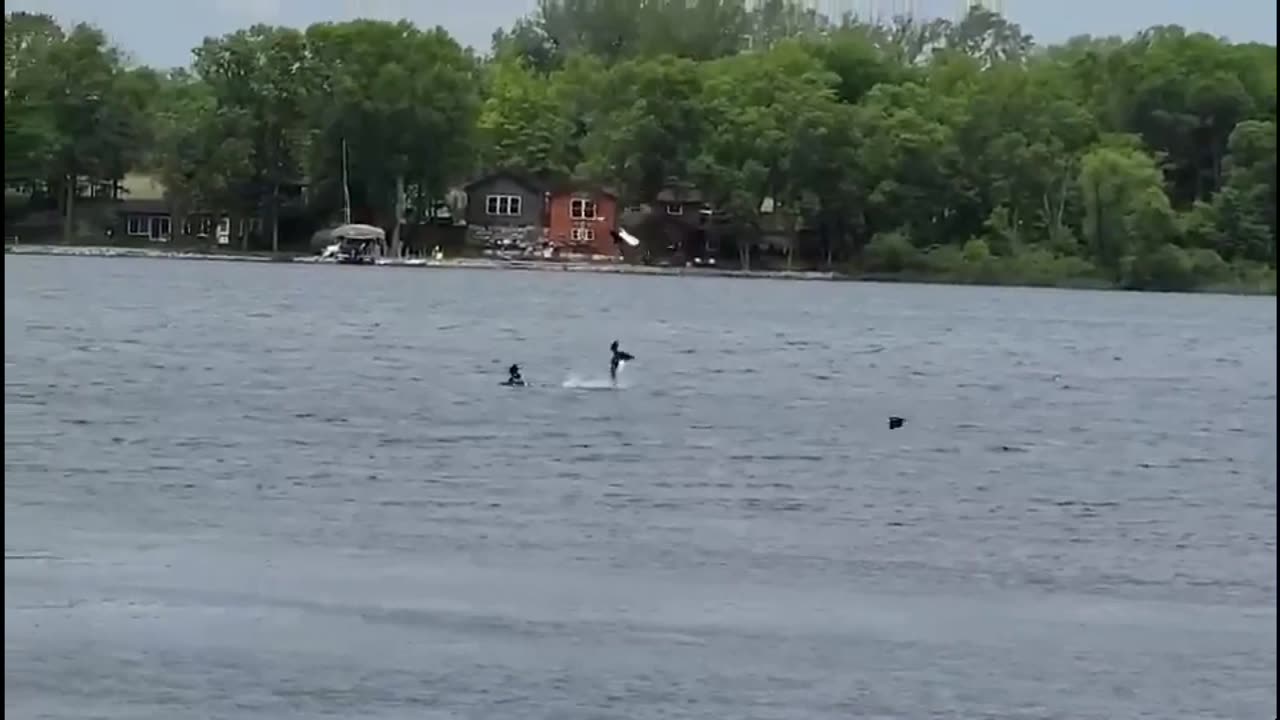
[[5, 255, 1276, 720]]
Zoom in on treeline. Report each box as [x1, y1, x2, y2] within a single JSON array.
[[4, 1, 1277, 291]]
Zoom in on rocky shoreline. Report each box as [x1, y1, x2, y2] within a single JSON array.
[[4, 244, 839, 282]]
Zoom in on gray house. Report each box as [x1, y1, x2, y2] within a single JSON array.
[[463, 171, 549, 251], [621, 183, 726, 263]]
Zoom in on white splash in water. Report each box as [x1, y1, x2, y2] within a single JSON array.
[[562, 363, 630, 389]]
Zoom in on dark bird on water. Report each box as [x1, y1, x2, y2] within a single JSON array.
[[888, 416, 905, 430]]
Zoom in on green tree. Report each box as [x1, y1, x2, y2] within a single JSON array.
[[690, 43, 840, 269], [801, 26, 912, 105], [855, 82, 971, 249], [151, 69, 254, 243], [1208, 120, 1277, 263], [39, 22, 148, 242], [579, 55, 705, 201], [476, 56, 579, 177], [193, 25, 311, 252], [1078, 145, 1178, 278], [304, 20, 480, 255], [4, 12, 64, 185], [781, 95, 865, 268], [945, 57, 1100, 251], [491, 17, 562, 74], [1078, 27, 1275, 205], [943, 6, 1033, 67]]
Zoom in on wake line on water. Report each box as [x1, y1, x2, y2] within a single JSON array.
[[562, 362, 631, 390], [561, 376, 615, 389]]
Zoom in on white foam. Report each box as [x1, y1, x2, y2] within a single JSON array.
[[562, 363, 630, 390]]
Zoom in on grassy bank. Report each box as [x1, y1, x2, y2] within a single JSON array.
[[853, 234, 1277, 295], [8, 238, 1275, 295]]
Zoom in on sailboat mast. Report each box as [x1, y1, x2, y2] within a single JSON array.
[[341, 138, 352, 225]]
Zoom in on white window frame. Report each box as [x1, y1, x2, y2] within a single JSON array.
[[665, 203, 684, 215], [126, 215, 149, 236], [486, 194, 522, 217], [570, 198, 597, 220], [149, 216, 171, 241], [216, 216, 232, 245], [570, 226, 595, 243]]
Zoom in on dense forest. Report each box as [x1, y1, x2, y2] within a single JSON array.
[[4, 1, 1277, 291]]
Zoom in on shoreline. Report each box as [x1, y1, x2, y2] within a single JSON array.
[[6, 244, 1274, 296], [3, 244, 839, 282]]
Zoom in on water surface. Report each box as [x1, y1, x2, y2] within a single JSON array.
[[5, 255, 1276, 719]]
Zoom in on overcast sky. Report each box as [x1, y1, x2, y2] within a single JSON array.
[[7, 0, 1276, 68]]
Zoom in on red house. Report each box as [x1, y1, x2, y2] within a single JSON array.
[[546, 186, 619, 257]]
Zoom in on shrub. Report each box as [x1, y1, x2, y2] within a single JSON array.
[[961, 237, 992, 263], [863, 230, 920, 273], [1185, 247, 1230, 283], [1126, 243, 1196, 291]]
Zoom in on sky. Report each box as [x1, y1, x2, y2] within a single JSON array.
[[6, 0, 1277, 69]]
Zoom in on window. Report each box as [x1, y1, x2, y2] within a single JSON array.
[[150, 216, 171, 241], [126, 215, 148, 236], [571, 226, 595, 243], [570, 198, 597, 219], [485, 194, 522, 217], [665, 203, 684, 216], [182, 217, 214, 236]]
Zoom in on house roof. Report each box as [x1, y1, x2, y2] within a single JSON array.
[[117, 198, 169, 214], [655, 185, 705, 204], [548, 181, 618, 199], [463, 170, 552, 195]]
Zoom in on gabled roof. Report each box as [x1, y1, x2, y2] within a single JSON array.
[[463, 170, 552, 195], [655, 185, 705, 204], [548, 181, 619, 199], [117, 198, 170, 214]]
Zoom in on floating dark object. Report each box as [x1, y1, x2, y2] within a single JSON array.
[[503, 363, 525, 387], [888, 416, 905, 430]]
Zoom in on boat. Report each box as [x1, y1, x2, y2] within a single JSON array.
[[312, 138, 384, 265], [330, 223, 385, 264]]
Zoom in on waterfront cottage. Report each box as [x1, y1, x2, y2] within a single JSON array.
[[462, 171, 550, 252], [545, 184, 620, 258], [620, 184, 726, 265]]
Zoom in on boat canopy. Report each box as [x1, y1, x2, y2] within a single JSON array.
[[332, 223, 386, 241]]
